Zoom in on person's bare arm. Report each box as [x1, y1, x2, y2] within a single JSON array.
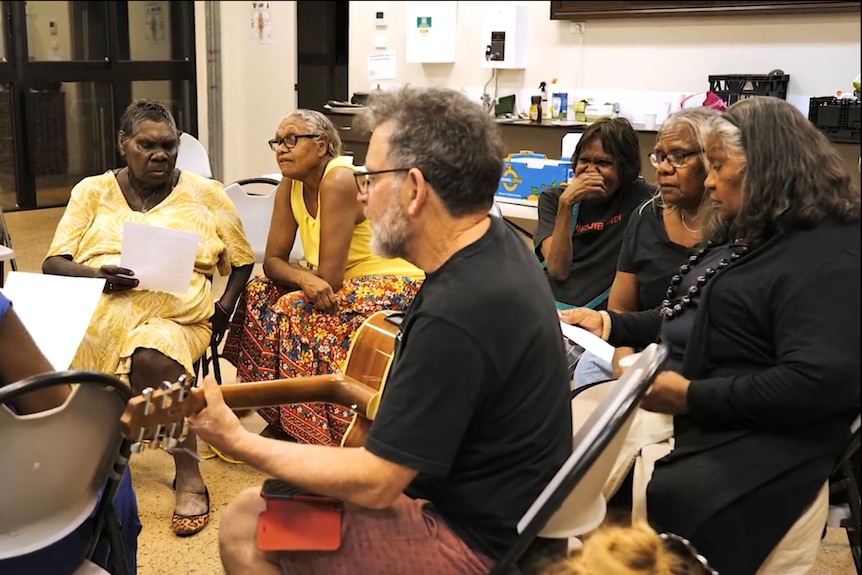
[[541, 219, 574, 281], [237, 436, 416, 509], [316, 167, 363, 290], [43, 257, 137, 293], [261, 177, 319, 290], [607, 270, 641, 313], [0, 307, 69, 414], [542, 174, 606, 281], [190, 377, 417, 509], [42, 255, 99, 279]]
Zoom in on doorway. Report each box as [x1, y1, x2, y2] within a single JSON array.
[[0, 1, 197, 212], [296, 1, 348, 111]]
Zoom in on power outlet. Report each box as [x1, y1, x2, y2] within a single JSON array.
[[569, 21, 585, 35]]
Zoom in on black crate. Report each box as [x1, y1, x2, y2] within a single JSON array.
[[709, 74, 790, 106], [808, 97, 861, 144]]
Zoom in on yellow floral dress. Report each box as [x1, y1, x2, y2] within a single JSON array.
[[46, 169, 254, 378]]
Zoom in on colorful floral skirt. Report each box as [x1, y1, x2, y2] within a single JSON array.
[[222, 275, 421, 445]]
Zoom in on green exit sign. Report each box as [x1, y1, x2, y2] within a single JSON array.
[[416, 16, 432, 28]]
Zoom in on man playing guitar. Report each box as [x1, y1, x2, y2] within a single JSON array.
[[189, 86, 573, 575]]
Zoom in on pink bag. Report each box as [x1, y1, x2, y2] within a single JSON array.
[[680, 91, 727, 111]]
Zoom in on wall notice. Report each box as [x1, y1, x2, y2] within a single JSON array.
[[145, 2, 165, 45], [368, 51, 397, 81], [251, 1, 273, 44]]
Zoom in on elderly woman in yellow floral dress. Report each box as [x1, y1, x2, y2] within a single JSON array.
[[223, 109, 424, 446], [42, 99, 254, 537]]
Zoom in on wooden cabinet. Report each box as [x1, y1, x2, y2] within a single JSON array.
[[550, 1, 860, 20]]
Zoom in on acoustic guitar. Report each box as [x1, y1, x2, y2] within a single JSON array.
[[120, 310, 402, 452]]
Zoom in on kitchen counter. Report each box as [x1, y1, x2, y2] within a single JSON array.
[[321, 109, 860, 193], [324, 108, 658, 132], [494, 118, 659, 132]]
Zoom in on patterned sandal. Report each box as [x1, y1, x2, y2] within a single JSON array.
[[171, 478, 210, 537]]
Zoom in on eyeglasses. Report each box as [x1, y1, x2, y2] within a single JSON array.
[[650, 150, 701, 169], [353, 168, 412, 195], [267, 134, 319, 151], [659, 533, 719, 575]]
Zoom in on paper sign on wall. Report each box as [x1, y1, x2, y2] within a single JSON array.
[[368, 51, 396, 81], [145, 2, 165, 45], [251, 1, 273, 44]]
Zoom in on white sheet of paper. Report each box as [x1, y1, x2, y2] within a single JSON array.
[[368, 51, 396, 80], [559, 321, 616, 365], [120, 221, 199, 294], [0, 272, 106, 370]]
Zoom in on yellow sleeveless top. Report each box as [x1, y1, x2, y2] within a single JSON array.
[[290, 156, 424, 281]]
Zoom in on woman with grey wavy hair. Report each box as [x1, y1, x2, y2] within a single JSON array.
[[572, 107, 720, 388], [561, 97, 859, 574], [222, 109, 425, 446]]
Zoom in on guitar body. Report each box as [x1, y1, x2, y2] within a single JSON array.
[[339, 310, 400, 447], [121, 310, 403, 451]]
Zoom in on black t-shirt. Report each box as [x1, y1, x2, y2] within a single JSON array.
[[617, 198, 694, 310], [533, 178, 656, 307], [365, 216, 572, 560]]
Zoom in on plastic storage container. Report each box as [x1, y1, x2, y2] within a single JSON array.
[[808, 97, 861, 144], [708, 74, 790, 106]]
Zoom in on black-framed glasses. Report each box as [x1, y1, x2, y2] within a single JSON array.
[[650, 150, 701, 169], [267, 134, 320, 151], [660, 532, 719, 575], [354, 168, 412, 195]]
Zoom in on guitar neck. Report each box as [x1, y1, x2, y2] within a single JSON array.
[[206, 374, 377, 414]]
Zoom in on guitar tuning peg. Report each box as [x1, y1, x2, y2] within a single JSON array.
[[151, 423, 165, 450], [160, 436, 178, 451], [141, 386, 154, 416], [159, 380, 173, 408], [177, 374, 195, 401], [132, 424, 148, 449]]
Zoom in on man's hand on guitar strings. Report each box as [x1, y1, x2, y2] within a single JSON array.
[[188, 376, 248, 455]]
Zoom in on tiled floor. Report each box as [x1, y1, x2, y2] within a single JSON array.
[[3, 206, 857, 574]]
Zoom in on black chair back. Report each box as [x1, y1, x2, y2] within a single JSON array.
[[0, 370, 133, 575], [488, 343, 669, 575]]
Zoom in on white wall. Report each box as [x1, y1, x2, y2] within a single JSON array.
[[348, 1, 860, 117], [203, 1, 860, 181], [216, 1, 297, 185]]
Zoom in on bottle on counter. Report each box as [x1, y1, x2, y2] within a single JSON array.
[[529, 95, 543, 124]]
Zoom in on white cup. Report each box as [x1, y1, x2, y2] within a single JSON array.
[[644, 113, 657, 130]]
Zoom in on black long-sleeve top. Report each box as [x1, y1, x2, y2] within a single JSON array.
[[607, 218, 860, 574]]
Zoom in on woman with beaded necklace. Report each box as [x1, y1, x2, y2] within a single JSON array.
[[561, 97, 860, 575], [572, 106, 721, 389]]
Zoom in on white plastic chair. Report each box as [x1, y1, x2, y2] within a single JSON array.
[[176, 132, 213, 179], [489, 343, 670, 575], [224, 178, 301, 264], [0, 371, 134, 574]]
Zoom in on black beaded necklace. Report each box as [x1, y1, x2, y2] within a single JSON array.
[[660, 241, 750, 320]]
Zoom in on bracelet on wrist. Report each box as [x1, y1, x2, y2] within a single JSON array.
[[215, 301, 231, 317], [598, 310, 612, 341]]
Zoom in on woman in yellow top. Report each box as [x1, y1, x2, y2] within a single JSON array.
[[42, 100, 255, 537], [223, 110, 424, 445]]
